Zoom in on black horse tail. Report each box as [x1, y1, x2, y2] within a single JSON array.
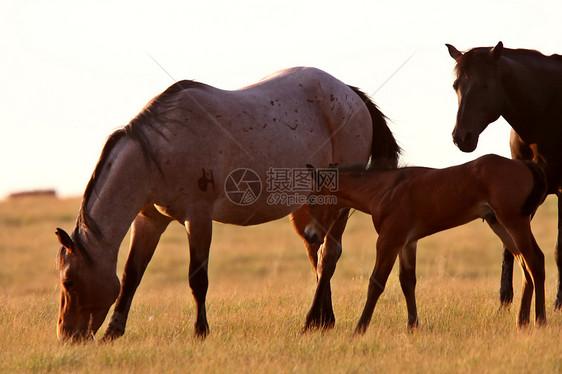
[[347, 86, 401, 170], [521, 161, 548, 216]]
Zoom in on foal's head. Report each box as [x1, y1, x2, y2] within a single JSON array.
[[55, 228, 120, 343], [447, 41, 505, 152], [303, 194, 342, 245]]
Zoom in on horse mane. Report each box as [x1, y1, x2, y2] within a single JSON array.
[[65, 80, 206, 264], [453, 46, 562, 84], [347, 86, 401, 170]]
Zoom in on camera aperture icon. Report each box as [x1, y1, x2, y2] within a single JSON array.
[[224, 168, 262, 206]]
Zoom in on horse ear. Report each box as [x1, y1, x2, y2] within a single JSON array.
[[55, 228, 74, 254], [491, 41, 503, 61], [446, 44, 462, 60]]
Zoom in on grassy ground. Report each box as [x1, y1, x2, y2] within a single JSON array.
[[1, 195, 561, 373]]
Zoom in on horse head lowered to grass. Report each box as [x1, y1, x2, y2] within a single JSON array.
[[304, 154, 547, 335], [54, 67, 399, 342]]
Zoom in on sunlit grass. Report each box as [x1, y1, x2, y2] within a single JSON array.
[[0, 195, 560, 372]]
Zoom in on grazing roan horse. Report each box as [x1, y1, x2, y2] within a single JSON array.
[[54, 67, 400, 342], [446, 42, 562, 308], [304, 154, 547, 335]]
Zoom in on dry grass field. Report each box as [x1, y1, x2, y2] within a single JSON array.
[[1, 195, 562, 373]]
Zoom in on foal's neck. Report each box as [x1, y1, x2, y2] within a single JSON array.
[[334, 169, 396, 214]]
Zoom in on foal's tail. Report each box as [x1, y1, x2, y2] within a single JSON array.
[[521, 161, 548, 216], [347, 86, 401, 169]]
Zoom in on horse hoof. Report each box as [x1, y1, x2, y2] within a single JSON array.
[[302, 321, 319, 332], [100, 326, 124, 343], [194, 323, 210, 339], [407, 319, 419, 331], [499, 294, 513, 307], [352, 327, 366, 337]]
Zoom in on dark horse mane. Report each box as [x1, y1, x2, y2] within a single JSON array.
[[58, 80, 205, 267], [347, 86, 401, 169], [452, 46, 562, 85]]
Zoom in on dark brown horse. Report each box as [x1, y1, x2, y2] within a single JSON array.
[[446, 42, 562, 309], [304, 154, 547, 335]]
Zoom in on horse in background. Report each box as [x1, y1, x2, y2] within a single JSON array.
[[304, 154, 547, 335], [54, 67, 400, 342], [446, 42, 562, 309]]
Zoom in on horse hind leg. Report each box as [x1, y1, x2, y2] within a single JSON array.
[[101, 206, 172, 342], [554, 193, 562, 310], [487, 215, 546, 326], [185, 214, 213, 338], [399, 241, 419, 329], [509, 227, 546, 326], [485, 216, 532, 325], [499, 249, 515, 308]]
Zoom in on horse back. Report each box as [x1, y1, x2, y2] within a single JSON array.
[[473, 154, 546, 216]]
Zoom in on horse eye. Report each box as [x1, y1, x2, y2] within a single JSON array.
[[63, 279, 75, 290]]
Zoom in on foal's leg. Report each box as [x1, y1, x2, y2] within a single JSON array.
[[555, 193, 562, 310], [102, 206, 171, 342], [515, 236, 546, 326], [303, 208, 350, 331], [399, 241, 418, 329], [486, 217, 532, 325], [515, 255, 534, 326], [354, 235, 403, 336], [507, 222, 546, 326], [185, 215, 213, 338], [488, 216, 546, 326]]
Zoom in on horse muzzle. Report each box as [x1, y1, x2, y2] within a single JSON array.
[[57, 312, 100, 343], [452, 131, 478, 153], [57, 325, 95, 343], [304, 225, 324, 244]]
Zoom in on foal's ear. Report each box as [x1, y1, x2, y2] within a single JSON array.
[[491, 41, 503, 61], [55, 228, 74, 254], [446, 44, 462, 59]]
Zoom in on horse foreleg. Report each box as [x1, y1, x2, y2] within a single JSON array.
[[354, 234, 402, 336], [399, 241, 418, 329], [499, 249, 515, 307], [101, 207, 171, 342], [292, 206, 347, 330], [555, 193, 562, 310], [186, 215, 213, 338], [302, 209, 349, 331]]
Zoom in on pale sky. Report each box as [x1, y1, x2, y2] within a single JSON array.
[[1, 0, 560, 198]]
